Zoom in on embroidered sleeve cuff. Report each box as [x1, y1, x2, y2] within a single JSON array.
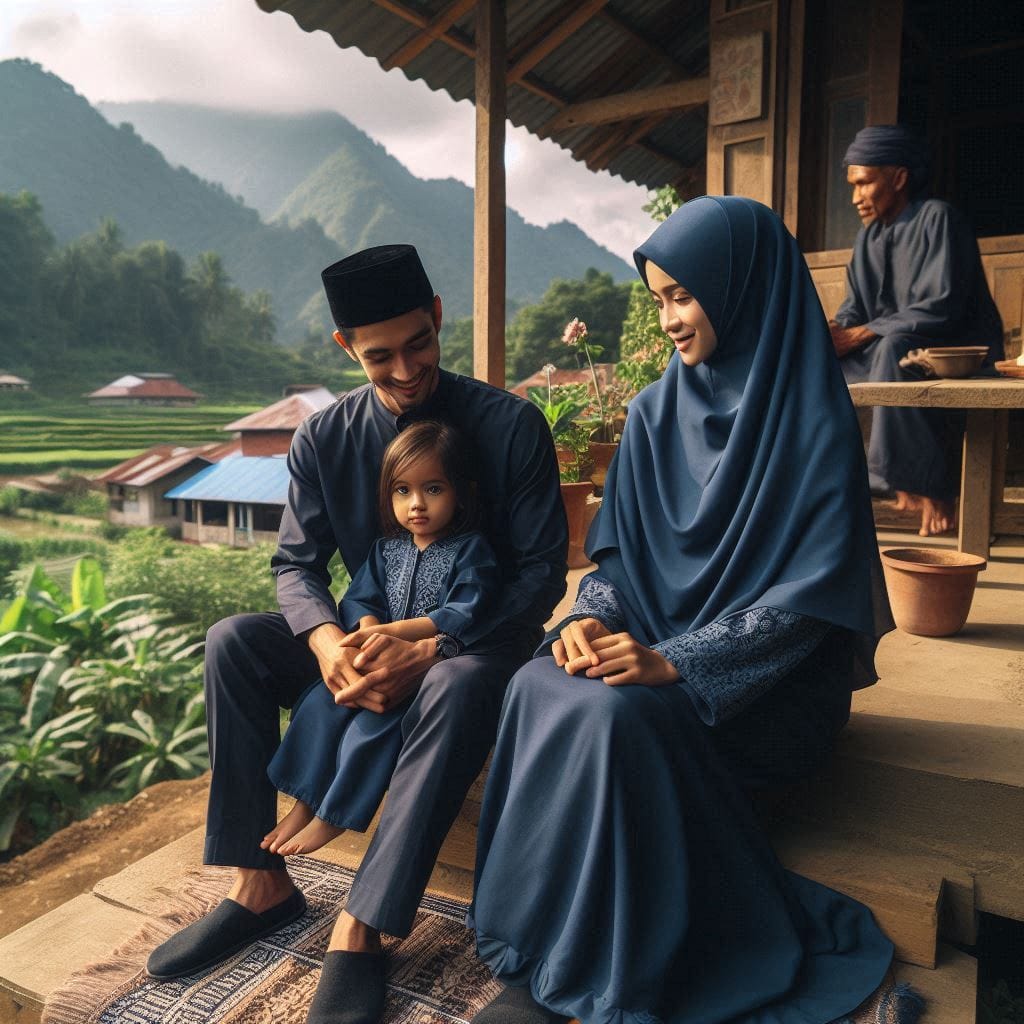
[[570, 575, 627, 633]]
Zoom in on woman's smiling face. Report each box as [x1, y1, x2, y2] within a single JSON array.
[[645, 260, 718, 367]]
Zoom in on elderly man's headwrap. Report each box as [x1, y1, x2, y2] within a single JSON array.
[[843, 125, 930, 196]]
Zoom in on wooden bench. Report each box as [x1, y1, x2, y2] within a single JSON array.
[[847, 379, 1024, 558]]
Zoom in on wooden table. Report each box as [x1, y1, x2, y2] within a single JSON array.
[[848, 378, 1024, 558]]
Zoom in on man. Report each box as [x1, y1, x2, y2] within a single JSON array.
[[147, 245, 568, 1024], [830, 124, 1003, 537]]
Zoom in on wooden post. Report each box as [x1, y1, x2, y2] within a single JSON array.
[[473, 0, 506, 388]]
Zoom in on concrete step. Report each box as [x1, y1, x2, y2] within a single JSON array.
[[0, 823, 981, 1024]]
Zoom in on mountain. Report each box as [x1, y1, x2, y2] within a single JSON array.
[[98, 101, 634, 323], [0, 60, 340, 344]]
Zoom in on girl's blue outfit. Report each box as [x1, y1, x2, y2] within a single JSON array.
[[268, 530, 498, 831], [469, 198, 898, 1023]]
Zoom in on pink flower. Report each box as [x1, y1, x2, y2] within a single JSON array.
[[562, 317, 588, 346]]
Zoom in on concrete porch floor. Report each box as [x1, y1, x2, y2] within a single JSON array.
[[3, 530, 1021, 1023]]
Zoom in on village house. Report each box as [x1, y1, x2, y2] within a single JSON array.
[[86, 372, 201, 406], [0, 370, 30, 391], [95, 442, 238, 530], [162, 385, 337, 545]]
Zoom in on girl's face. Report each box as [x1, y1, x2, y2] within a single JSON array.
[[391, 453, 457, 549], [645, 260, 718, 367]]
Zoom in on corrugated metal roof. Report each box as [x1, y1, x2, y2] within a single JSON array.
[[87, 375, 202, 399], [164, 455, 291, 505], [96, 444, 216, 487], [222, 387, 337, 432], [254, 0, 709, 191]]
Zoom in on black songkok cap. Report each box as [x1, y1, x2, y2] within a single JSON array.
[[843, 124, 930, 195], [321, 244, 435, 330]]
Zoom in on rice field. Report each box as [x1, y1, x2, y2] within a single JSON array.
[[0, 402, 260, 475]]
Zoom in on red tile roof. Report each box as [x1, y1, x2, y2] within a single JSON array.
[[87, 374, 201, 400], [222, 387, 337, 432]]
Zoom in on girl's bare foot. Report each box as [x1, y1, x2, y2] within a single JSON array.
[[918, 496, 956, 537], [277, 817, 344, 856], [261, 800, 315, 853]]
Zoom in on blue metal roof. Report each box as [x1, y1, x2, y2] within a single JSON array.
[[164, 456, 290, 505]]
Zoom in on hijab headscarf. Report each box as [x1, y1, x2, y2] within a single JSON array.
[[588, 196, 893, 684]]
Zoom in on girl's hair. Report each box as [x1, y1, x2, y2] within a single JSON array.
[[378, 420, 480, 538]]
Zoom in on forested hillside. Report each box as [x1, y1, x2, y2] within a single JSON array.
[[0, 191, 337, 398], [100, 101, 633, 322], [0, 60, 340, 344]]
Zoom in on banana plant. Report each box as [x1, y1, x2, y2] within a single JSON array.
[[105, 692, 209, 795], [0, 706, 97, 852]]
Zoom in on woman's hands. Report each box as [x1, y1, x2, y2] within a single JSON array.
[[554, 618, 678, 687]]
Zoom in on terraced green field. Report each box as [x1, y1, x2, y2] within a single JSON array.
[[0, 402, 261, 474]]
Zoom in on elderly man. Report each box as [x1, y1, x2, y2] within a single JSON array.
[[147, 245, 568, 1024], [830, 125, 1003, 536]]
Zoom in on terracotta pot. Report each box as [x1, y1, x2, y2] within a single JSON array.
[[561, 480, 596, 569], [587, 441, 618, 490], [880, 547, 987, 637]]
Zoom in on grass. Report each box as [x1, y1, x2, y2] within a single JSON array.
[[0, 400, 261, 475]]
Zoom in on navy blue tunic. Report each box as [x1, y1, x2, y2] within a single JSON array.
[[835, 199, 1004, 498], [271, 368, 568, 653], [268, 531, 500, 830]]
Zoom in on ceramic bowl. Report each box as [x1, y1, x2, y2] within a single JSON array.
[[922, 346, 989, 378]]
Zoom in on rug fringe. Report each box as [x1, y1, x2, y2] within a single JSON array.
[[41, 869, 232, 1024]]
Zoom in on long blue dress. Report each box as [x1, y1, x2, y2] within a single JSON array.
[[469, 197, 897, 1024], [268, 530, 498, 830]]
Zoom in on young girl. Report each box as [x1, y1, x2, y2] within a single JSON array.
[[261, 419, 499, 856]]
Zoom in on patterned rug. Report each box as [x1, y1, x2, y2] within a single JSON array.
[[42, 857, 501, 1024], [41, 857, 923, 1024]]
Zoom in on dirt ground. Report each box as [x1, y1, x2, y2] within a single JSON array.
[[0, 773, 210, 939]]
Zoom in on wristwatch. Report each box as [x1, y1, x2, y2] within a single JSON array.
[[434, 631, 462, 659]]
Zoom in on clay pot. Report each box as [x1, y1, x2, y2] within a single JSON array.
[[561, 481, 597, 569], [880, 547, 987, 637], [587, 441, 618, 490]]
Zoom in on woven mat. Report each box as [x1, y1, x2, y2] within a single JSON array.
[[41, 857, 922, 1024], [42, 857, 501, 1024]]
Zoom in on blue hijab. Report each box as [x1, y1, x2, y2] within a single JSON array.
[[588, 196, 893, 683]]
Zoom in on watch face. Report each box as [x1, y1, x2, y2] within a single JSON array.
[[435, 633, 459, 659]]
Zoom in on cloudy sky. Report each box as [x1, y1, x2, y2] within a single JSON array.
[[1, 0, 657, 261]]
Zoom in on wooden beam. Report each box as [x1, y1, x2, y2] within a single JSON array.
[[548, 78, 709, 131], [590, 115, 668, 171], [369, 0, 476, 57], [507, 0, 608, 83], [382, 0, 478, 71], [473, 0, 506, 389], [597, 9, 695, 77]]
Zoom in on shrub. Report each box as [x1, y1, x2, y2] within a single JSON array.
[[0, 486, 22, 516], [106, 531, 278, 632]]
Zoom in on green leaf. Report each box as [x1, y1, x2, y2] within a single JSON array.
[[0, 651, 48, 681], [0, 631, 58, 652], [0, 761, 19, 801], [165, 753, 195, 774], [71, 557, 107, 612], [130, 709, 157, 741], [105, 722, 150, 744], [167, 726, 208, 751], [137, 757, 161, 790], [0, 797, 24, 853], [0, 594, 29, 634], [23, 646, 72, 732]]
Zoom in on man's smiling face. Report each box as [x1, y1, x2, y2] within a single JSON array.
[[334, 297, 442, 415]]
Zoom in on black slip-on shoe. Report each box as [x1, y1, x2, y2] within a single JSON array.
[[306, 950, 386, 1024], [470, 986, 571, 1024], [146, 887, 307, 979]]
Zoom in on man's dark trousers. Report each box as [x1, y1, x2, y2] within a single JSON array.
[[840, 331, 963, 499], [202, 612, 531, 938]]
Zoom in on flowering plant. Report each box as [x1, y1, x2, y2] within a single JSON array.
[[561, 318, 621, 443]]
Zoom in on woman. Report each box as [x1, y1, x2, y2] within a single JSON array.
[[468, 197, 899, 1024]]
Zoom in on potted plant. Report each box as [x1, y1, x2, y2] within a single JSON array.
[[527, 371, 597, 569], [561, 318, 626, 489]]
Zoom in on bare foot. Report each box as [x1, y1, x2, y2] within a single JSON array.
[[227, 867, 296, 914], [261, 800, 315, 854], [277, 817, 344, 856], [918, 496, 956, 537], [327, 909, 382, 953], [892, 491, 921, 513]]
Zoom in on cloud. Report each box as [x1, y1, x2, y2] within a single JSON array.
[[0, 0, 656, 261]]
